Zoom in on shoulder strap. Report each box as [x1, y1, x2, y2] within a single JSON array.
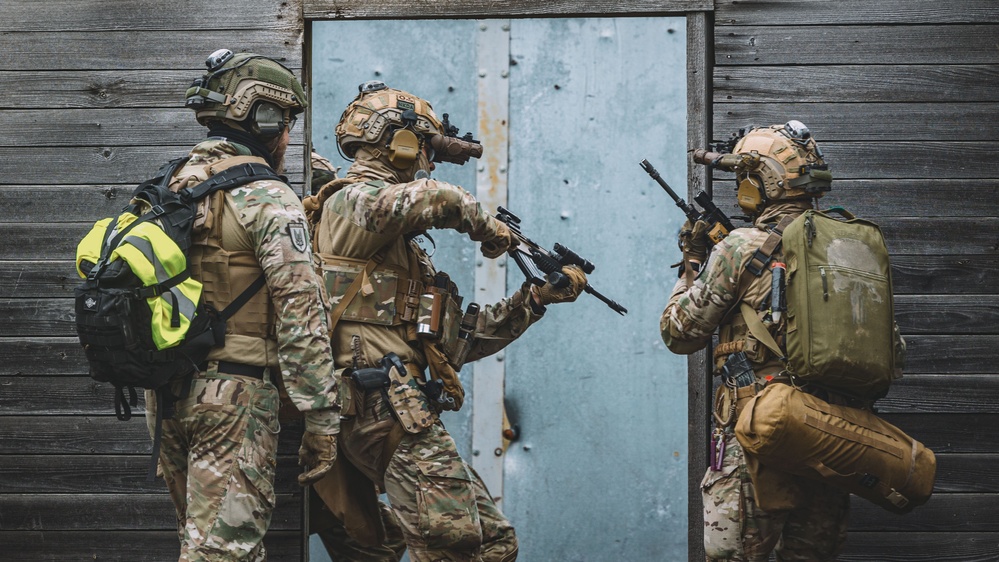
[[740, 301, 785, 360], [745, 215, 796, 277], [182, 157, 284, 203]]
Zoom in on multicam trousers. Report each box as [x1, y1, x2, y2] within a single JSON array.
[[701, 433, 850, 562], [339, 391, 518, 562], [145, 364, 280, 562]]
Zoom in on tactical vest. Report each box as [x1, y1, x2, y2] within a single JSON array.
[[317, 190, 469, 414], [173, 157, 277, 367]]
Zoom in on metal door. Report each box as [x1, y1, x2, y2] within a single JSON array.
[[311, 16, 688, 560]]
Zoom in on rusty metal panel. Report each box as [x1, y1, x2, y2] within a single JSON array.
[[501, 16, 689, 560], [310, 16, 689, 560]]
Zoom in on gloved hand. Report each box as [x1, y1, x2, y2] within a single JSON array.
[[678, 219, 710, 263], [480, 221, 517, 259], [533, 265, 587, 306], [298, 430, 337, 486]]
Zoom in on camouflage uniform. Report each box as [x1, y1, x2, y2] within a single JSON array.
[[313, 161, 542, 562], [146, 139, 340, 561], [661, 201, 850, 561]]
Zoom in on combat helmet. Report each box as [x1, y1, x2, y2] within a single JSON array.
[[335, 81, 444, 170], [185, 49, 307, 137], [730, 121, 832, 215]]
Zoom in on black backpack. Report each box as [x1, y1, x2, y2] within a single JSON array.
[[75, 157, 283, 422]]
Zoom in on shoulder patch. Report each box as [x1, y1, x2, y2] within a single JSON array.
[[287, 221, 309, 253]]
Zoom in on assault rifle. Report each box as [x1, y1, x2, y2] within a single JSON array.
[[639, 158, 735, 245], [494, 206, 627, 315]]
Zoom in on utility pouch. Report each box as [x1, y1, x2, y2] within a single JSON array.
[[416, 289, 445, 339], [449, 303, 480, 370]]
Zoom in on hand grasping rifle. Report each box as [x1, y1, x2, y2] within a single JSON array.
[[494, 206, 628, 315]]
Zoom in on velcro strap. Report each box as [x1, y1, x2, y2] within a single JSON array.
[[197, 360, 267, 379]]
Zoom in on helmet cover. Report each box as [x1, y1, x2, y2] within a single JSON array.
[[336, 81, 443, 159], [186, 50, 307, 130], [732, 122, 831, 211]]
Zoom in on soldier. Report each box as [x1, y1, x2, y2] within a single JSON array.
[[146, 50, 340, 561], [661, 122, 850, 561], [306, 150, 408, 562], [308, 81, 586, 562]]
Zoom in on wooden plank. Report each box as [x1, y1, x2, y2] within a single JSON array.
[[686, 11, 711, 562], [0, 530, 302, 562], [894, 295, 999, 336], [878, 375, 999, 414], [304, 0, 712, 20], [904, 335, 999, 375], [708, 141, 999, 180], [714, 0, 999, 25], [715, 104, 999, 142], [0, 109, 309, 148], [0, 338, 87, 376], [0, 261, 82, 298], [5, 292, 994, 340], [0, 71, 217, 109], [0, 334, 989, 378], [0, 145, 305, 186], [714, 65, 999, 103], [716, 25, 999, 65], [0, 455, 302, 495], [0, 31, 302, 71], [849, 494, 999, 532], [7, 253, 998, 301], [0, 493, 301, 531], [839, 532, 999, 562], [932, 454, 999, 494], [1, 109, 201, 147], [892, 255, 999, 296], [0, 0, 299, 32], [0, 187, 137, 224], [878, 414, 999, 453], [2, 349, 992, 418], [711, 180, 998, 218], [3, 215, 991, 261], [0, 415, 303, 455]]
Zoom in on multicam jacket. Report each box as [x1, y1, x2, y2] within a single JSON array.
[[660, 202, 812, 375], [172, 139, 339, 430], [315, 168, 543, 374]]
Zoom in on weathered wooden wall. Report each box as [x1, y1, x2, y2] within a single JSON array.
[[711, 1, 999, 560], [0, 1, 307, 559], [4, 0, 996, 560]]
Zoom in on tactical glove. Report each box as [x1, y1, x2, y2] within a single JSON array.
[[298, 430, 338, 486], [534, 265, 587, 306], [480, 221, 516, 259], [678, 219, 710, 263]]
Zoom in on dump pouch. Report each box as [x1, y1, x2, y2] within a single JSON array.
[[735, 383, 936, 514]]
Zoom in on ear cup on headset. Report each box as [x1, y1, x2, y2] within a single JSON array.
[[387, 128, 421, 169], [251, 101, 286, 137], [736, 174, 766, 215]]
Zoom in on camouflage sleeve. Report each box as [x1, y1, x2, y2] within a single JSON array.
[[330, 178, 503, 241], [464, 282, 544, 363], [660, 228, 763, 355], [232, 180, 340, 433]]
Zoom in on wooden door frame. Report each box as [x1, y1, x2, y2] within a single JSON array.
[[301, 2, 714, 559]]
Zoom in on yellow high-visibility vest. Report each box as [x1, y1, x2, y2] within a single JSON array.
[[77, 212, 202, 350]]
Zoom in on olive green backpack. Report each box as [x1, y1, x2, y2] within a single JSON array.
[[782, 208, 897, 398]]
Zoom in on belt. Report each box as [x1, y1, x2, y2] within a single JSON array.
[[198, 360, 267, 380]]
